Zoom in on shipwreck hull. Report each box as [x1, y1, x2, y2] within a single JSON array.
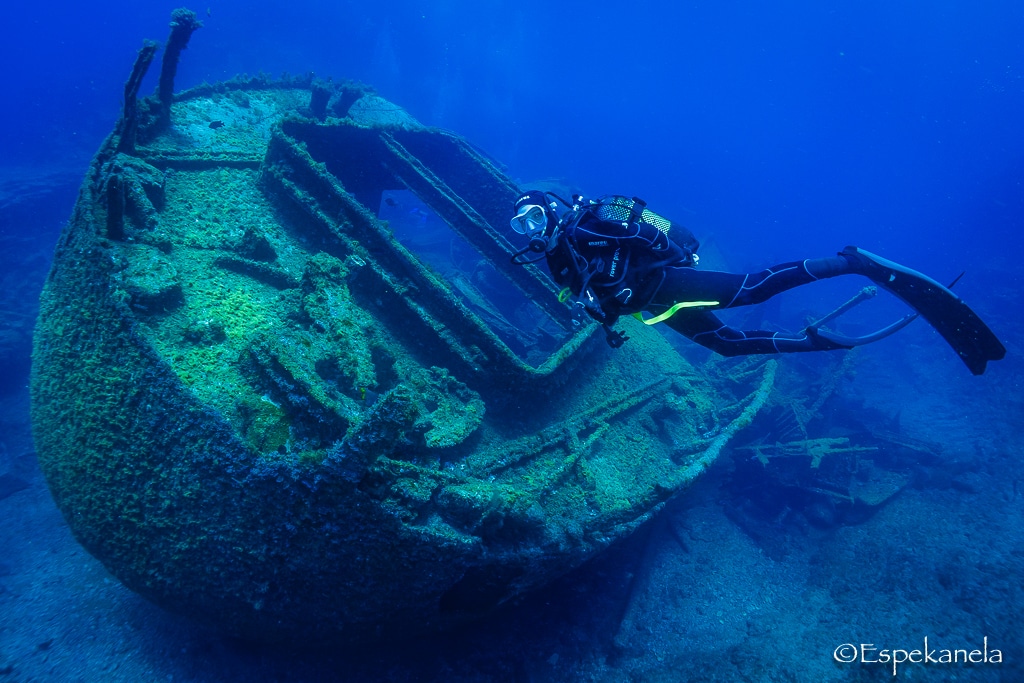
[[31, 43, 774, 643]]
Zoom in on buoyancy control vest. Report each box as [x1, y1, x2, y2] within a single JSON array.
[[546, 195, 700, 321]]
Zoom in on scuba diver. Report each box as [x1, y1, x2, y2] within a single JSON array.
[[510, 190, 1005, 375]]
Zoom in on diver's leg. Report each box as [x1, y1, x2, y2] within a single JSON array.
[[655, 256, 851, 311], [664, 311, 851, 356]]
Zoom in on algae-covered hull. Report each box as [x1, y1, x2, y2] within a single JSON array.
[[31, 17, 773, 643]]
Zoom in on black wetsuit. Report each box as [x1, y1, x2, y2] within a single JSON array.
[[545, 204, 856, 356]]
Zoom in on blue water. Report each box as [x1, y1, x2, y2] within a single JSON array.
[[1, 1, 1022, 680], [6, 2, 1024, 260], [4, 1, 1022, 329]]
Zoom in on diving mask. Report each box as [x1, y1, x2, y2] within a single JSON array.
[[510, 204, 548, 236]]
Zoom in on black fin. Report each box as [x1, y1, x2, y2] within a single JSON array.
[[844, 247, 1006, 375]]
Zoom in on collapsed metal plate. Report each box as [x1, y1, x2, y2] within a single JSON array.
[[31, 33, 774, 643]]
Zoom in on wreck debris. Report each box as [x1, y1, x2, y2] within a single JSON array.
[[722, 354, 936, 544], [115, 41, 158, 154], [156, 8, 203, 127]]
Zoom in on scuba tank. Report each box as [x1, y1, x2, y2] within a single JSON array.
[[586, 195, 700, 266]]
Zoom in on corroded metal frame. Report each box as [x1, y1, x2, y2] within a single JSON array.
[[259, 118, 592, 386]]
